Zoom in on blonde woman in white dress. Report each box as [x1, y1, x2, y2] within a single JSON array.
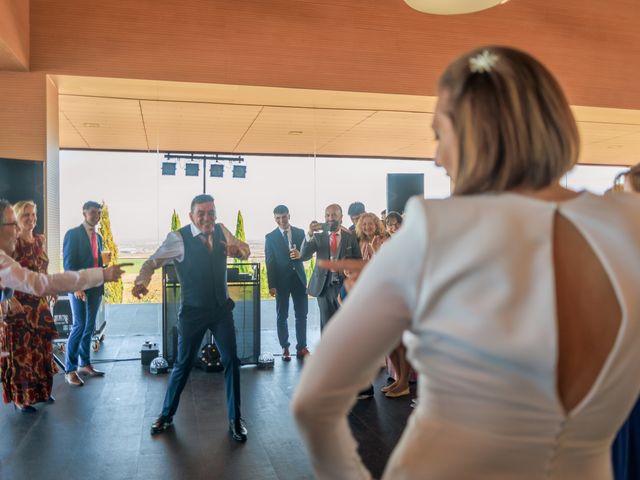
[[292, 46, 640, 480]]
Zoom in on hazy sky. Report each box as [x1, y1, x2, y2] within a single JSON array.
[[59, 151, 626, 248], [59, 151, 452, 246]]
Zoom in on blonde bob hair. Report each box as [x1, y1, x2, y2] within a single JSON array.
[[355, 212, 386, 240], [13, 200, 37, 220], [439, 46, 580, 195]]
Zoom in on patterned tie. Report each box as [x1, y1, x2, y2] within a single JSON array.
[[283, 229, 290, 248], [330, 231, 337, 257], [90, 229, 99, 267]]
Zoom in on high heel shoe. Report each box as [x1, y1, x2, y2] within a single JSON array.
[[381, 383, 396, 393], [385, 387, 410, 398], [14, 404, 37, 413]]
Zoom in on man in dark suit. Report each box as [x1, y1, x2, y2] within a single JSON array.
[[63, 200, 106, 387], [265, 205, 309, 361], [300, 204, 362, 330], [132, 194, 250, 441]]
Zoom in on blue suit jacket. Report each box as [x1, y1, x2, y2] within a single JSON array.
[[265, 226, 307, 290], [63, 224, 104, 295]]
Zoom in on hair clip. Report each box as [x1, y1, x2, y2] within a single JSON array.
[[469, 50, 499, 73]]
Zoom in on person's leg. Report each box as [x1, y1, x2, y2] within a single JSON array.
[[78, 291, 101, 368], [387, 344, 411, 397], [291, 278, 308, 351], [383, 348, 401, 392], [275, 281, 291, 349], [210, 304, 241, 423], [317, 284, 340, 331], [65, 293, 87, 372], [161, 307, 209, 418]]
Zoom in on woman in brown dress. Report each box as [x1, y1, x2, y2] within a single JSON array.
[[0, 200, 58, 412]]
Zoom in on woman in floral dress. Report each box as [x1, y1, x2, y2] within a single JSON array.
[[0, 200, 57, 412]]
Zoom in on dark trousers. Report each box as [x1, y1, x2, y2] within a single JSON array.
[[317, 282, 342, 331], [161, 303, 241, 422], [276, 272, 308, 351], [65, 290, 102, 372]]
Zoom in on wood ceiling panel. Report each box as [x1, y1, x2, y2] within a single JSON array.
[[236, 106, 375, 155], [59, 95, 147, 150], [140, 101, 261, 153], [58, 110, 87, 148], [578, 122, 640, 165], [56, 77, 640, 167], [319, 111, 433, 157], [54, 75, 435, 112]]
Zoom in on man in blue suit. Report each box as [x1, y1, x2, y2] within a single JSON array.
[[63, 201, 105, 386], [265, 205, 309, 361]]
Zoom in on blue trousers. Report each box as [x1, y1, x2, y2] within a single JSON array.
[[275, 272, 308, 351], [65, 290, 102, 373], [161, 303, 241, 422]]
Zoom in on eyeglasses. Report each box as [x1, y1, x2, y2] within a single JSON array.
[[0, 222, 18, 228]]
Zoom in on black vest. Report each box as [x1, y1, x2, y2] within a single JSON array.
[[174, 224, 228, 308]]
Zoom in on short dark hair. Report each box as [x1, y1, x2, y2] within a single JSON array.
[[385, 211, 403, 225], [0, 198, 12, 222], [348, 202, 365, 216], [190, 194, 215, 212], [82, 201, 102, 211], [273, 205, 289, 215]]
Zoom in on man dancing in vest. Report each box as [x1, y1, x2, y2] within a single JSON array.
[[132, 194, 250, 441]]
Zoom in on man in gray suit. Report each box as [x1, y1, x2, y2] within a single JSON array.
[[300, 204, 362, 330]]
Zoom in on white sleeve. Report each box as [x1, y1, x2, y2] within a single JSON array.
[[291, 197, 429, 479], [0, 251, 104, 296], [134, 231, 184, 287]]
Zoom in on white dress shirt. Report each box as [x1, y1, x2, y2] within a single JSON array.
[[135, 223, 250, 288], [0, 249, 104, 297]]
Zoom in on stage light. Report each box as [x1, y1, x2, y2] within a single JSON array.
[[232, 165, 247, 178], [185, 163, 200, 177], [161, 162, 176, 176], [210, 164, 224, 178]]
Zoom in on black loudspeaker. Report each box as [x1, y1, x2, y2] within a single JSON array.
[[386, 173, 424, 215], [0, 158, 45, 234]]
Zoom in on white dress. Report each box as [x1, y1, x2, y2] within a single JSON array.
[[292, 192, 640, 480]]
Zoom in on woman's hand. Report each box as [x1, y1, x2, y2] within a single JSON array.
[[319, 259, 367, 293]]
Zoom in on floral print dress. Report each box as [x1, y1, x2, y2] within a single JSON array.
[[0, 235, 58, 405]]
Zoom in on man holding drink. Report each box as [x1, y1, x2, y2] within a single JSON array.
[[62, 201, 108, 386], [265, 205, 309, 361]]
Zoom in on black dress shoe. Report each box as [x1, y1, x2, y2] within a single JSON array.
[[46, 395, 55, 404], [229, 418, 248, 442], [150, 415, 173, 435], [14, 404, 37, 413]]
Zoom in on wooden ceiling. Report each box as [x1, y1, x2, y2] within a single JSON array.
[[55, 75, 640, 165]]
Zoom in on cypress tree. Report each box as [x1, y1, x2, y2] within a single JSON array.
[[171, 209, 181, 231], [234, 210, 251, 274], [98, 202, 123, 304]]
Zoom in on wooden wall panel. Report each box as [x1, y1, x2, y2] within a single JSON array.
[[0, 72, 46, 161], [28, 0, 640, 110], [0, 0, 29, 70]]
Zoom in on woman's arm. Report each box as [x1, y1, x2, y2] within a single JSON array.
[[292, 198, 428, 479]]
